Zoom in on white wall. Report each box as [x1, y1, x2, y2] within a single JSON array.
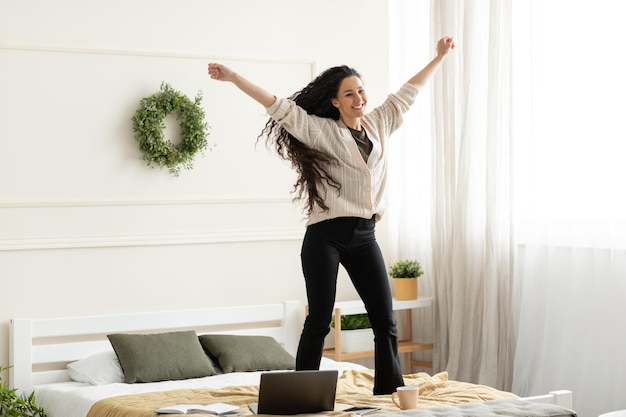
[[0, 0, 392, 369]]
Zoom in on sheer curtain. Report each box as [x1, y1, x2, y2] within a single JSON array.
[[388, 0, 515, 390], [511, 2, 626, 417], [390, 1, 626, 416]]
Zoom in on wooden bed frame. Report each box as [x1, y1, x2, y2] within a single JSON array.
[[9, 300, 302, 389], [9, 300, 573, 411]]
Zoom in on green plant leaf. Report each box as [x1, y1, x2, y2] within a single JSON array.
[[331, 313, 371, 330], [132, 82, 213, 176], [0, 365, 47, 417], [389, 259, 423, 278]]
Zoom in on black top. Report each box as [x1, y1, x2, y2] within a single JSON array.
[[348, 127, 373, 162]]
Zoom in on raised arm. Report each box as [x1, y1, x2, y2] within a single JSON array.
[[208, 63, 277, 108], [406, 36, 455, 90]]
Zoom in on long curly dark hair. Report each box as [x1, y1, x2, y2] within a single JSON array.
[[258, 65, 362, 215]]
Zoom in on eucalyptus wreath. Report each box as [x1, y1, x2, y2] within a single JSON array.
[[132, 82, 210, 176]]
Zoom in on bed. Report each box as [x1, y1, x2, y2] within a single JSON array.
[[9, 300, 575, 417]]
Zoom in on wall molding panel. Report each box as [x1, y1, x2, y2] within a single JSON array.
[[0, 194, 293, 209], [0, 41, 318, 79], [0, 195, 305, 251], [0, 228, 303, 252]]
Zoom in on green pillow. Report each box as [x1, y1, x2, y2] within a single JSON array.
[[108, 330, 217, 383], [198, 334, 295, 373]]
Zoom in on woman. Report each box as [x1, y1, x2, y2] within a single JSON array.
[[207, 36, 454, 395]]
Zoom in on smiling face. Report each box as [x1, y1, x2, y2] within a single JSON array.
[[331, 75, 367, 128]]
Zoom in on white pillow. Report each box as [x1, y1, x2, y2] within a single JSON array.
[[67, 349, 124, 385], [320, 356, 368, 371]]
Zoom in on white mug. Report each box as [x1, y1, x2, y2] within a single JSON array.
[[391, 385, 419, 410]]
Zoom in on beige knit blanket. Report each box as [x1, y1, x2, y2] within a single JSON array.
[[86, 370, 518, 417]]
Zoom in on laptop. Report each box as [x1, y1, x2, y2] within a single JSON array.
[[249, 369, 339, 415]]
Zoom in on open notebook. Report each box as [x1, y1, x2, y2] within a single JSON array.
[[249, 370, 339, 415]]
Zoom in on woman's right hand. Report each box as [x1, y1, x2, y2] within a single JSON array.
[[207, 62, 277, 107], [208, 63, 236, 82]]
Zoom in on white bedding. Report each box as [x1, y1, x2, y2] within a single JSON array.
[[31, 358, 367, 417]]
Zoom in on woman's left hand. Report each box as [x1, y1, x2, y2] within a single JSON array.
[[437, 36, 456, 57]]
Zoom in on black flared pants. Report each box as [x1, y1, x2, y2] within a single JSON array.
[[295, 216, 404, 395]]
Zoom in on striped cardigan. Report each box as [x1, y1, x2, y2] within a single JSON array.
[[265, 83, 419, 226]]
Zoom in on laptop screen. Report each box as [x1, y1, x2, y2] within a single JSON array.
[[251, 370, 339, 415]]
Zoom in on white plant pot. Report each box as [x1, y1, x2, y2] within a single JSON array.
[[340, 328, 375, 353]]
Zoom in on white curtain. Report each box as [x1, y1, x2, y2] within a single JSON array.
[[511, 2, 626, 417], [512, 227, 626, 417], [387, 0, 436, 372], [390, 1, 626, 416], [388, 0, 515, 390]]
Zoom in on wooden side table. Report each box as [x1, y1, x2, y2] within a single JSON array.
[[321, 297, 434, 371]]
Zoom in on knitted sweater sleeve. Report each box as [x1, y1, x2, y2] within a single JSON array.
[[265, 83, 419, 149], [364, 83, 419, 140], [264, 98, 328, 149]]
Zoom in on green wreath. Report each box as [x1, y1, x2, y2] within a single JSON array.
[[132, 82, 210, 176]]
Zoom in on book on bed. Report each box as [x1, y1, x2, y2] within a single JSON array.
[[156, 402, 239, 415]]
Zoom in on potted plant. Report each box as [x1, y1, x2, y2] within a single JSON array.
[[389, 259, 423, 300], [0, 365, 47, 417], [330, 313, 374, 353]]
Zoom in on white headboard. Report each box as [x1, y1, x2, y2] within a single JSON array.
[[9, 300, 302, 390]]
